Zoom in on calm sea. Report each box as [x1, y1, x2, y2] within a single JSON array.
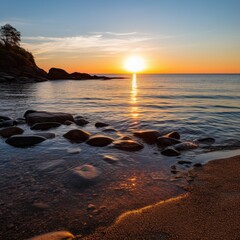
[[0, 74, 240, 238]]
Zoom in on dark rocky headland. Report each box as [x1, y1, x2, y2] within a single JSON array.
[[0, 40, 125, 83]]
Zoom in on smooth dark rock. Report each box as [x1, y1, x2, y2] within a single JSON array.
[[113, 140, 144, 151], [63, 129, 91, 143], [6, 135, 47, 147], [161, 148, 180, 156], [102, 128, 118, 133], [0, 116, 12, 121], [95, 122, 109, 128], [0, 120, 17, 128], [31, 122, 61, 130], [86, 135, 113, 147], [174, 142, 198, 151], [34, 132, 56, 139], [133, 130, 161, 144], [75, 118, 89, 126], [63, 120, 74, 126], [193, 163, 203, 167], [178, 160, 192, 165], [0, 126, 24, 138], [23, 110, 36, 118], [164, 131, 180, 140], [25, 111, 74, 126], [74, 115, 84, 119], [157, 137, 181, 147], [197, 137, 215, 144]]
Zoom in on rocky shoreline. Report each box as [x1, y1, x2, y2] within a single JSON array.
[[1, 110, 239, 240]]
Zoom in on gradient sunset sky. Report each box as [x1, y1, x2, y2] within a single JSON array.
[[1, 0, 240, 74]]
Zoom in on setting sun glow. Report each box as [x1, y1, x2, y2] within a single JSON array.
[[124, 56, 146, 73]]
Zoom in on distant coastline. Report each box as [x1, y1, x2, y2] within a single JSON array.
[[0, 42, 126, 83]]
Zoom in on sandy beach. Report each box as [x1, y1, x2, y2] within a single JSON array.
[[83, 155, 240, 240]]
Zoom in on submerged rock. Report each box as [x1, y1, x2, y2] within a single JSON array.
[[113, 140, 144, 151], [34, 132, 56, 139], [0, 126, 24, 138], [95, 122, 109, 128], [0, 115, 12, 121], [86, 135, 114, 147], [29, 231, 74, 240], [133, 130, 161, 144], [25, 110, 74, 126], [6, 135, 46, 147], [63, 129, 91, 143], [157, 137, 181, 147], [178, 160, 192, 165], [174, 142, 198, 151], [102, 128, 118, 133], [75, 118, 89, 126], [161, 148, 180, 156], [101, 154, 119, 163], [31, 122, 61, 130], [196, 137, 215, 144], [164, 131, 180, 140], [72, 164, 100, 181], [67, 147, 81, 154]]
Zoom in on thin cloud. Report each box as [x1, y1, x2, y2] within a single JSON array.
[[21, 33, 153, 58]]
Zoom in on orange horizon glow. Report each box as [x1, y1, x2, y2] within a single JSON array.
[[35, 52, 240, 74]]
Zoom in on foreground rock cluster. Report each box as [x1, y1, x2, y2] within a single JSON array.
[[0, 110, 215, 155]]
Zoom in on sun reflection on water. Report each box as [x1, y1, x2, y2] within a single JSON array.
[[130, 74, 139, 119]]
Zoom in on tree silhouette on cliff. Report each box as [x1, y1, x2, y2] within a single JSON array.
[[0, 24, 21, 47]]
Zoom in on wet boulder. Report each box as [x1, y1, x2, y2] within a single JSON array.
[[95, 122, 109, 128], [0, 116, 12, 121], [113, 140, 144, 151], [63, 129, 91, 143], [0, 120, 17, 128], [174, 142, 198, 151], [0, 126, 24, 138], [133, 130, 161, 144], [161, 148, 180, 156], [25, 111, 74, 126], [34, 132, 56, 139], [86, 135, 114, 147], [157, 137, 181, 147], [164, 131, 180, 140], [75, 118, 89, 126], [63, 120, 74, 126], [6, 135, 47, 147], [23, 110, 36, 118], [196, 137, 215, 145], [31, 122, 61, 130], [102, 128, 118, 133]]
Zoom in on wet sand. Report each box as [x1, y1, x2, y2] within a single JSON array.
[[83, 155, 240, 240]]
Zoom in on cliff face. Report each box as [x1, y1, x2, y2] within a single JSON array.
[[0, 44, 47, 81]]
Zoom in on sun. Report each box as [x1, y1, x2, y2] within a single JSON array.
[[124, 55, 146, 73]]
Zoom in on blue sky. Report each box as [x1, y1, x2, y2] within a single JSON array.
[[1, 0, 240, 73]]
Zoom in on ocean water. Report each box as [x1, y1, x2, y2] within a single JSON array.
[[0, 74, 240, 238]]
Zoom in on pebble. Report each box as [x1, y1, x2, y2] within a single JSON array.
[[95, 122, 109, 128]]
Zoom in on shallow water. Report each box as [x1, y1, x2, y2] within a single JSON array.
[[0, 74, 240, 239]]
